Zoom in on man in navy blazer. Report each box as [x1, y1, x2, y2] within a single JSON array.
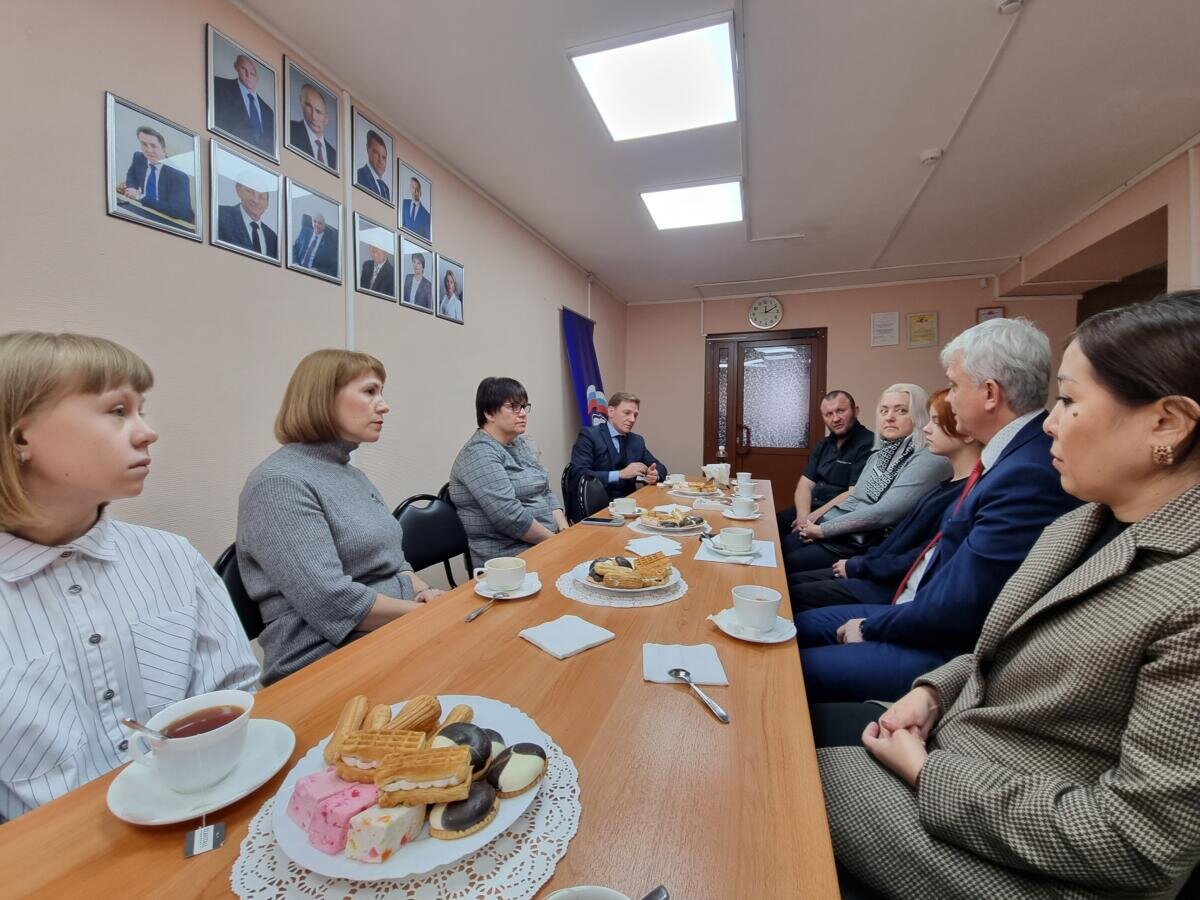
[[291, 212, 338, 277], [570, 392, 668, 500], [356, 130, 390, 201], [117, 126, 194, 225], [217, 176, 277, 259], [797, 318, 1081, 702], [288, 84, 336, 169], [213, 54, 275, 155], [401, 176, 431, 240]]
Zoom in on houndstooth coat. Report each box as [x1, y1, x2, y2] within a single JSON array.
[[818, 484, 1200, 899]]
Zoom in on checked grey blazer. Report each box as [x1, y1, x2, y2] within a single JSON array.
[[818, 483, 1200, 899]]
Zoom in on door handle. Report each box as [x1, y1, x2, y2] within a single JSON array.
[[743, 425, 752, 449], [736, 424, 751, 450]]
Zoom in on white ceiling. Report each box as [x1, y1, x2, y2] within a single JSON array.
[[242, 0, 1200, 302]]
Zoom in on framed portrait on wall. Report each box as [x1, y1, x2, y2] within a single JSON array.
[[352, 108, 394, 205], [906, 311, 939, 349], [105, 93, 202, 241], [284, 58, 339, 175], [397, 160, 432, 241], [206, 25, 278, 162], [354, 214, 397, 301], [286, 178, 342, 283], [435, 254, 465, 324], [399, 236, 434, 313], [210, 140, 282, 265], [976, 306, 1006, 323]]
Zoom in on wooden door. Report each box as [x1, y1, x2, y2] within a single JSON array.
[[704, 329, 826, 509]]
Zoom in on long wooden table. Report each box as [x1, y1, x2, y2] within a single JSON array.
[[0, 482, 837, 898]]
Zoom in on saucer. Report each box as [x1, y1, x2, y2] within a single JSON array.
[[722, 510, 762, 521], [608, 504, 646, 517], [730, 493, 765, 501], [475, 572, 541, 600], [708, 538, 756, 556], [708, 608, 797, 644], [546, 889, 632, 900], [107, 718, 295, 825]]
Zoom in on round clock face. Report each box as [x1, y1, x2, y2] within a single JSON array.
[[749, 296, 783, 329]]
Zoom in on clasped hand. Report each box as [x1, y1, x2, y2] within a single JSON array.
[[860, 685, 941, 787]]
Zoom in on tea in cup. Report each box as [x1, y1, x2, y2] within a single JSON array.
[[611, 497, 637, 515], [128, 689, 253, 793], [734, 481, 758, 498], [731, 497, 759, 517], [719, 527, 754, 552], [736, 471, 752, 484], [473, 556, 527, 591], [732, 585, 782, 632]]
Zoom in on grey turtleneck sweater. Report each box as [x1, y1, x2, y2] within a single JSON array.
[[236, 440, 414, 684]]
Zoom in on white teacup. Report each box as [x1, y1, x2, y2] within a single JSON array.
[[736, 471, 752, 484], [731, 497, 759, 517], [664, 473, 684, 485], [610, 497, 637, 515], [719, 526, 754, 552], [734, 481, 758, 498], [474, 556, 527, 591], [732, 585, 782, 633], [128, 689, 253, 793]]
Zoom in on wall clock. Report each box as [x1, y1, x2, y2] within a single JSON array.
[[749, 295, 783, 329]]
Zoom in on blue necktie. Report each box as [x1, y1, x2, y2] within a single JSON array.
[[246, 95, 262, 136], [145, 165, 158, 202]]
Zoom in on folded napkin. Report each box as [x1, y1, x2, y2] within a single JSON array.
[[694, 539, 778, 568], [691, 498, 729, 510], [643, 643, 729, 685], [519, 615, 615, 660], [625, 535, 683, 557], [652, 503, 692, 514]]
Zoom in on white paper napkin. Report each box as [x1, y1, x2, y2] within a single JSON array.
[[652, 503, 692, 514], [691, 498, 728, 510], [694, 539, 778, 568], [520, 615, 615, 660], [643, 643, 729, 685], [625, 535, 683, 557]]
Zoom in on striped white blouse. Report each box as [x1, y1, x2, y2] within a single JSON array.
[[0, 512, 260, 821]]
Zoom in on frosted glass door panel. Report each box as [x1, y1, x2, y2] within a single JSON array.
[[741, 346, 811, 449]]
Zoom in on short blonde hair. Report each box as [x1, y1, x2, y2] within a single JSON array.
[[274, 349, 386, 444], [608, 392, 640, 409], [875, 383, 931, 450], [0, 331, 153, 530]]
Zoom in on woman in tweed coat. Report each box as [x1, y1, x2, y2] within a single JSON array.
[[818, 293, 1200, 899]]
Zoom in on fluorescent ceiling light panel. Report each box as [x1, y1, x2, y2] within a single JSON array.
[[641, 181, 743, 230], [571, 21, 736, 141]]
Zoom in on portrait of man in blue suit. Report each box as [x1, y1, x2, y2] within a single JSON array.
[[214, 155, 279, 262], [354, 124, 391, 203], [287, 80, 337, 171], [290, 210, 339, 279], [116, 125, 195, 226], [401, 171, 432, 241], [210, 35, 276, 158]]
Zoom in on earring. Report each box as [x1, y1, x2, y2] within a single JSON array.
[[1152, 444, 1175, 466]]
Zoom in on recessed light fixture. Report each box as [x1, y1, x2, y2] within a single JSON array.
[[569, 16, 737, 142], [640, 181, 743, 230]]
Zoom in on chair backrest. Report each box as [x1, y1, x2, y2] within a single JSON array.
[[394, 488, 473, 587], [577, 473, 610, 521], [213, 543, 265, 641]]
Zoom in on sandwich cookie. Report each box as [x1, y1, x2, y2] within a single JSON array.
[[432, 722, 492, 780], [486, 742, 547, 798], [335, 730, 426, 784], [429, 781, 499, 840], [375, 745, 472, 807]]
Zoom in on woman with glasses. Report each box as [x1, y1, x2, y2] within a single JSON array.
[[449, 376, 567, 564], [237, 349, 443, 684]]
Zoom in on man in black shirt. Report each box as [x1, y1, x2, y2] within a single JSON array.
[[777, 390, 874, 536]]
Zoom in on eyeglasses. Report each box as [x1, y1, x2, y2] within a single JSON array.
[[504, 402, 533, 414]]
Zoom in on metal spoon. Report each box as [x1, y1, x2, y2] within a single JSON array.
[[667, 668, 730, 724], [465, 591, 510, 622], [639, 887, 669, 900], [121, 718, 167, 742]]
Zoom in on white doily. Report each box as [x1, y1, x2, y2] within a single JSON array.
[[555, 570, 689, 608], [231, 736, 580, 899], [626, 520, 711, 538]]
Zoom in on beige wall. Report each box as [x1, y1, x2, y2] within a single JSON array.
[[1, 0, 624, 569], [626, 281, 1077, 477]]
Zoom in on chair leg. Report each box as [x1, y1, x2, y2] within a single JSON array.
[[443, 559, 458, 589]]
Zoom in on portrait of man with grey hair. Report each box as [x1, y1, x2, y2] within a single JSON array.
[[208, 26, 278, 160], [211, 141, 281, 263], [286, 178, 342, 282]]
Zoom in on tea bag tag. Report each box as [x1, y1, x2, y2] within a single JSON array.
[[184, 820, 225, 858]]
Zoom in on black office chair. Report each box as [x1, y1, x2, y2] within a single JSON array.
[[576, 473, 610, 522], [394, 487, 473, 587], [213, 544, 265, 641]]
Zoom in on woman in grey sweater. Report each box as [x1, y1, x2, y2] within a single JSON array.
[[784, 384, 952, 573], [237, 350, 442, 684], [449, 377, 567, 565]]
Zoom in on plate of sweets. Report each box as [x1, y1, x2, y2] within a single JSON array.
[[637, 508, 711, 534], [668, 478, 723, 498], [571, 552, 680, 594], [272, 693, 549, 880]]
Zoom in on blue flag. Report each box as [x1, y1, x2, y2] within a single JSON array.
[[561, 308, 608, 427]]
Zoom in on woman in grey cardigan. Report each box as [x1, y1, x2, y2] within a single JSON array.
[[449, 377, 567, 565], [784, 383, 952, 573], [818, 294, 1200, 899], [237, 350, 443, 684]]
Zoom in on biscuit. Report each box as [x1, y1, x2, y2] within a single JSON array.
[[363, 703, 392, 732], [439, 704, 474, 728], [429, 781, 499, 840], [375, 746, 472, 807], [323, 694, 369, 765], [335, 730, 427, 783], [384, 694, 442, 736]]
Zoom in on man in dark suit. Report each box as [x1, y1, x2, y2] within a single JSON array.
[[288, 84, 336, 169], [291, 212, 338, 277], [360, 244, 394, 295], [217, 175, 278, 258], [213, 54, 275, 155], [116, 126, 194, 224], [401, 176, 431, 240], [355, 130, 390, 200], [797, 318, 1080, 703], [401, 251, 433, 309], [570, 392, 668, 500]]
